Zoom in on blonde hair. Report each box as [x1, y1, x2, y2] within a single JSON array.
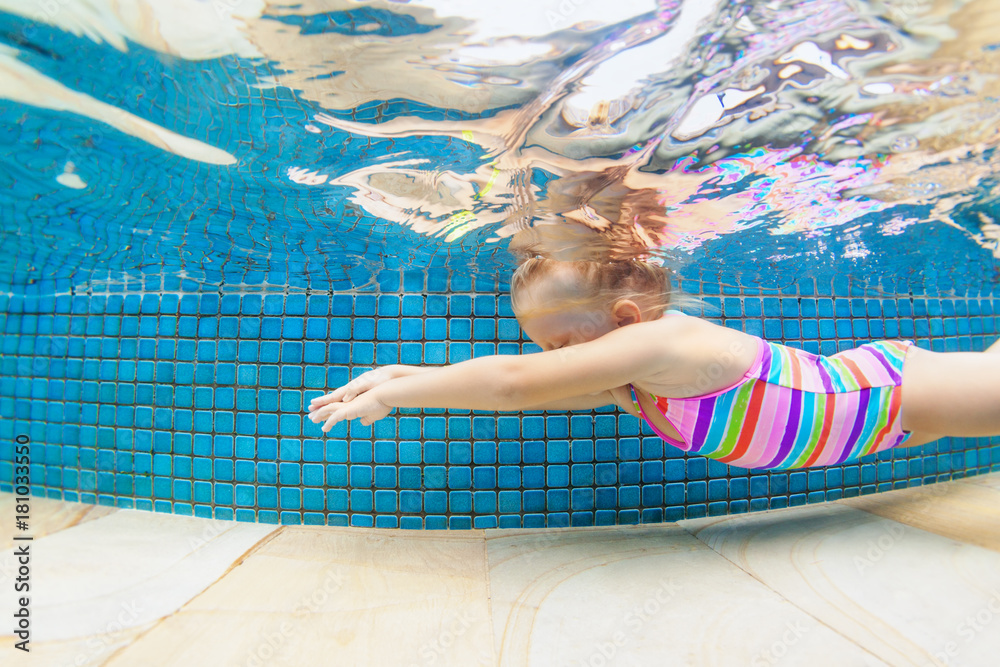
[[510, 257, 674, 320]]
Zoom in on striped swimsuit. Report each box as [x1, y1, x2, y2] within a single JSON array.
[[629, 326, 914, 470]]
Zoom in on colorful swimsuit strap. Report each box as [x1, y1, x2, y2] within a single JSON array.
[[628, 383, 689, 449]]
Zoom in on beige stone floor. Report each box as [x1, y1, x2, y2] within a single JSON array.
[[1, 472, 999, 667]]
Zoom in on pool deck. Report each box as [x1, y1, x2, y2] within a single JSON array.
[[2, 472, 999, 666]]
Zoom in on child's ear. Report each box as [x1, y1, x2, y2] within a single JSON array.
[[611, 300, 642, 327]]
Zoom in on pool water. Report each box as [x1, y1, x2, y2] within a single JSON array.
[[0, 0, 998, 528]]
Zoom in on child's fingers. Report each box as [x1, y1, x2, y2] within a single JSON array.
[[308, 368, 394, 411], [307, 401, 345, 432], [334, 368, 394, 402], [307, 404, 333, 423], [308, 384, 355, 411], [308, 400, 352, 424], [344, 368, 394, 399], [320, 400, 366, 432], [311, 395, 389, 432], [308, 390, 344, 411], [307, 401, 356, 431], [322, 410, 341, 433]]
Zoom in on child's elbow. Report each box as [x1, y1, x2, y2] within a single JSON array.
[[492, 358, 533, 411]]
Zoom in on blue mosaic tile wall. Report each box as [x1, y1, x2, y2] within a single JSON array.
[[2, 269, 999, 530]]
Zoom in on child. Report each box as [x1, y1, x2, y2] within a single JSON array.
[[307, 258, 1000, 471]]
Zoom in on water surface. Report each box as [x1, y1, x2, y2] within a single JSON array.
[[0, 0, 998, 295]]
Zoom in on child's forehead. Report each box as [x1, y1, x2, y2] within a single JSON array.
[[531, 265, 585, 295], [517, 269, 591, 317]]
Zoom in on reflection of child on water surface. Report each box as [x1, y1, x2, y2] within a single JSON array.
[[308, 258, 1000, 471], [302, 100, 1000, 260]]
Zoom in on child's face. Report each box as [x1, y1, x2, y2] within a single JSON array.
[[515, 272, 618, 351], [518, 304, 617, 351]]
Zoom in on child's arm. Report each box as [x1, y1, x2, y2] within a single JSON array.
[[310, 365, 616, 413], [308, 320, 676, 431], [522, 391, 618, 411], [314, 365, 436, 404]]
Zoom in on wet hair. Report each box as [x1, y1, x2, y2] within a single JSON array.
[[510, 257, 673, 320]]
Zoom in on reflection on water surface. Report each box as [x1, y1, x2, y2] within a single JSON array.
[[0, 0, 998, 291]]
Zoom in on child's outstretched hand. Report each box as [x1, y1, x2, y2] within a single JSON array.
[[307, 392, 392, 431], [309, 367, 398, 410], [307, 365, 434, 432]]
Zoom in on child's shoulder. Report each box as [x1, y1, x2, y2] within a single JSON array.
[[643, 312, 756, 349], [606, 311, 756, 354], [624, 311, 715, 338], [607, 312, 734, 356], [617, 313, 762, 395]]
